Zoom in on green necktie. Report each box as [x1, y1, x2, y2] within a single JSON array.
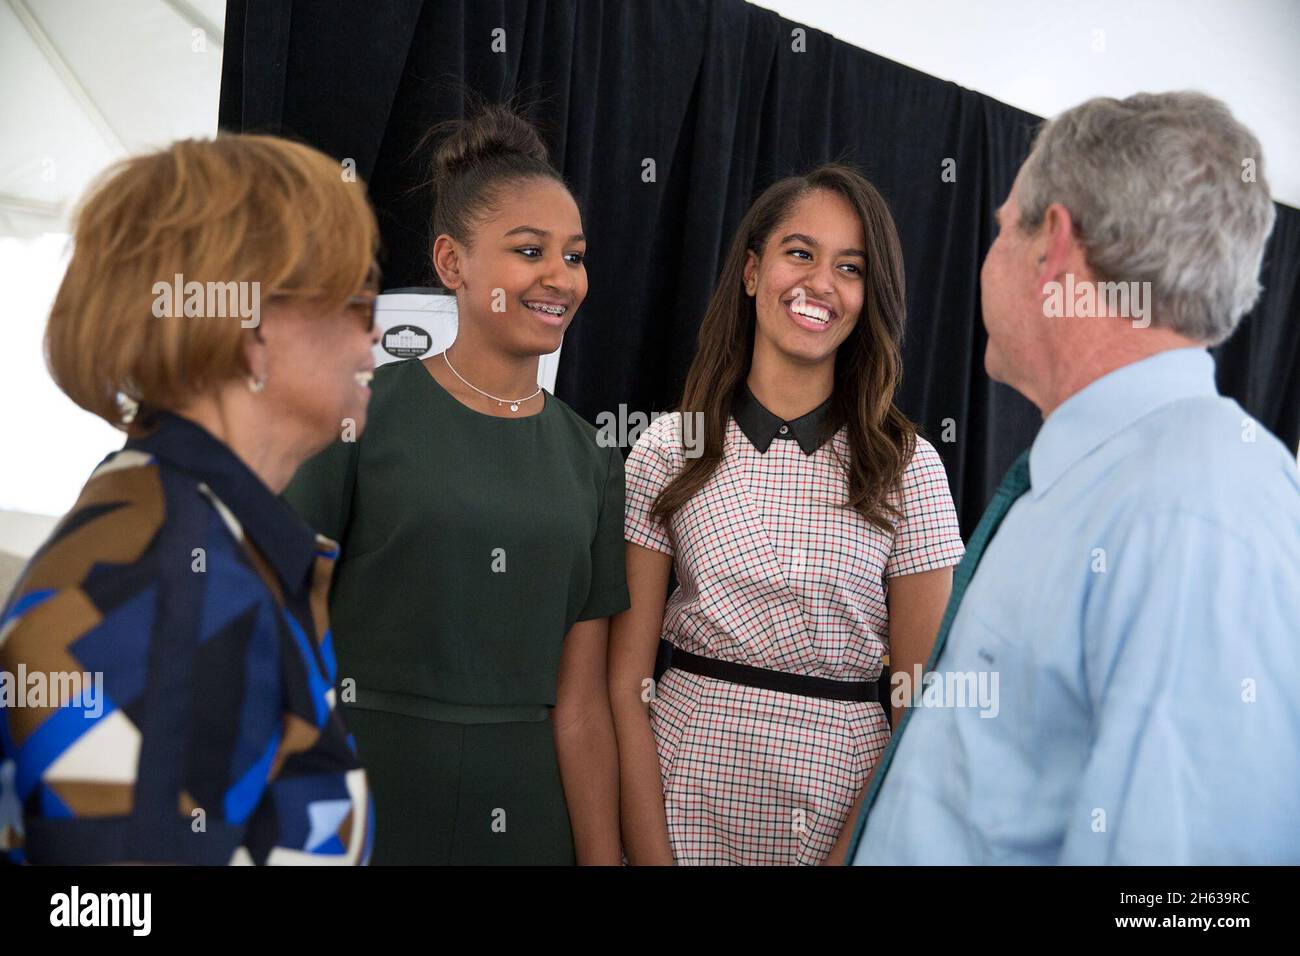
[[845, 448, 1032, 862]]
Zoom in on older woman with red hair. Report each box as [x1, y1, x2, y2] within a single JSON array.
[[0, 135, 381, 864]]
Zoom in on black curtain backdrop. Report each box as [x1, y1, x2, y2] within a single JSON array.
[[219, 0, 1300, 536]]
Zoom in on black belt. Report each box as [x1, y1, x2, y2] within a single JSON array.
[[654, 640, 879, 703]]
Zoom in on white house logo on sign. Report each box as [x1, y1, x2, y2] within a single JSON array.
[[50, 886, 151, 936], [371, 292, 457, 368], [383, 324, 431, 359], [368, 292, 561, 388]]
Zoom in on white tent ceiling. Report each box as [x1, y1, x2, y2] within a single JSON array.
[[0, 0, 225, 238]]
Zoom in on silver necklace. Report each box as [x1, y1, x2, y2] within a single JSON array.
[[442, 350, 541, 413]]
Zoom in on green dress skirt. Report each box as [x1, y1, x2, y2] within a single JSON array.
[[284, 358, 629, 864]]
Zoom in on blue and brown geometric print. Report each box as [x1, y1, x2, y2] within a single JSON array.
[[2, 421, 370, 865]]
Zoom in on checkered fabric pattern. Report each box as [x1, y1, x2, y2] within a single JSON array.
[[624, 412, 964, 864]]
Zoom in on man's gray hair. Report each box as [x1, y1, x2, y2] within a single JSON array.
[[1017, 91, 1276, 345]]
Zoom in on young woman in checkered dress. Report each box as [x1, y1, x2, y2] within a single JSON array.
[[610, 165, 965, 865]]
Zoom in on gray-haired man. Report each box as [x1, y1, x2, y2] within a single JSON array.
[[850, 92, 1300, 864]]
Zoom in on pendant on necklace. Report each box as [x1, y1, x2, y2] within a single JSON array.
[[510, 403, 519, 412]]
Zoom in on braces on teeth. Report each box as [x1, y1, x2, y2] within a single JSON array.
[[526, 301, 566, 315]]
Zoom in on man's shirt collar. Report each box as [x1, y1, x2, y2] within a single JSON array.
[[1029, 347, 1219, 499], [732, 384, 833, 455]]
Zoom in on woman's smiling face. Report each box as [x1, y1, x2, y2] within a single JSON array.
[[744, 188, 868, 367], [445, 177, 589, 357]]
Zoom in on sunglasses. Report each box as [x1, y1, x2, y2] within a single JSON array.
[[346, 293, 379, 333], [261, 287, 380, 335]]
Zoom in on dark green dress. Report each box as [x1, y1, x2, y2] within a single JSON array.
[[283, 358, 629, 864]]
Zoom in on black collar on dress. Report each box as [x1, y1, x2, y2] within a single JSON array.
[[732, 384, 833, 455], [127, 409, 321, 593]]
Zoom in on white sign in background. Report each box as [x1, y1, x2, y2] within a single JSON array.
[[374, 292, 563, 394]]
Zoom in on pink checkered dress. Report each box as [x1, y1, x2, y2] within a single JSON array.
[[624, 411, 964, 865]]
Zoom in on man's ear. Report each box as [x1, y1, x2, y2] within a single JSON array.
[[432, 234, 464, 290], [1037, 202, 1078, 285]]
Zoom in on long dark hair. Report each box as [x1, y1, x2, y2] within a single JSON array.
[[651, 163, 916, 533]]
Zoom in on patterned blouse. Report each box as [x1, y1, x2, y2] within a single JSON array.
[[624, 386, 964, 864], [0, 411, 372, 865]]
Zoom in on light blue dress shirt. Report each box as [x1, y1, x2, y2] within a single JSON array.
[[854, 347, 1300, 864]]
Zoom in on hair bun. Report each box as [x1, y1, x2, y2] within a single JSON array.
[[424, 100, 567, 249], [433, 103, 550, 184]]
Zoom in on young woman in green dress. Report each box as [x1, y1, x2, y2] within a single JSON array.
[[284, 105, 629, 865]]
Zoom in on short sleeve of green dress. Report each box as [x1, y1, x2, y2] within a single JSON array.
[[283, 358, 630, 864]]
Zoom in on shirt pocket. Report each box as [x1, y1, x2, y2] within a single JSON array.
[[943, 607, 1042, 842]]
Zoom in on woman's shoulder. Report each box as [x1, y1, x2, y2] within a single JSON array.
[[62, 446, 171, 546], [843, 429, 946, 478], [2, 449, 174, 627], [370, 357, 421, 401], [891, 432, 960, 519], [6, 442, 285, 613], [374, 357, 416, 381], [631, 411, 689, 455], [541, 391, 621, 461], [908, 433, 946, 469], [349, 358, 442, 433], [1, 443, 310, 693]]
